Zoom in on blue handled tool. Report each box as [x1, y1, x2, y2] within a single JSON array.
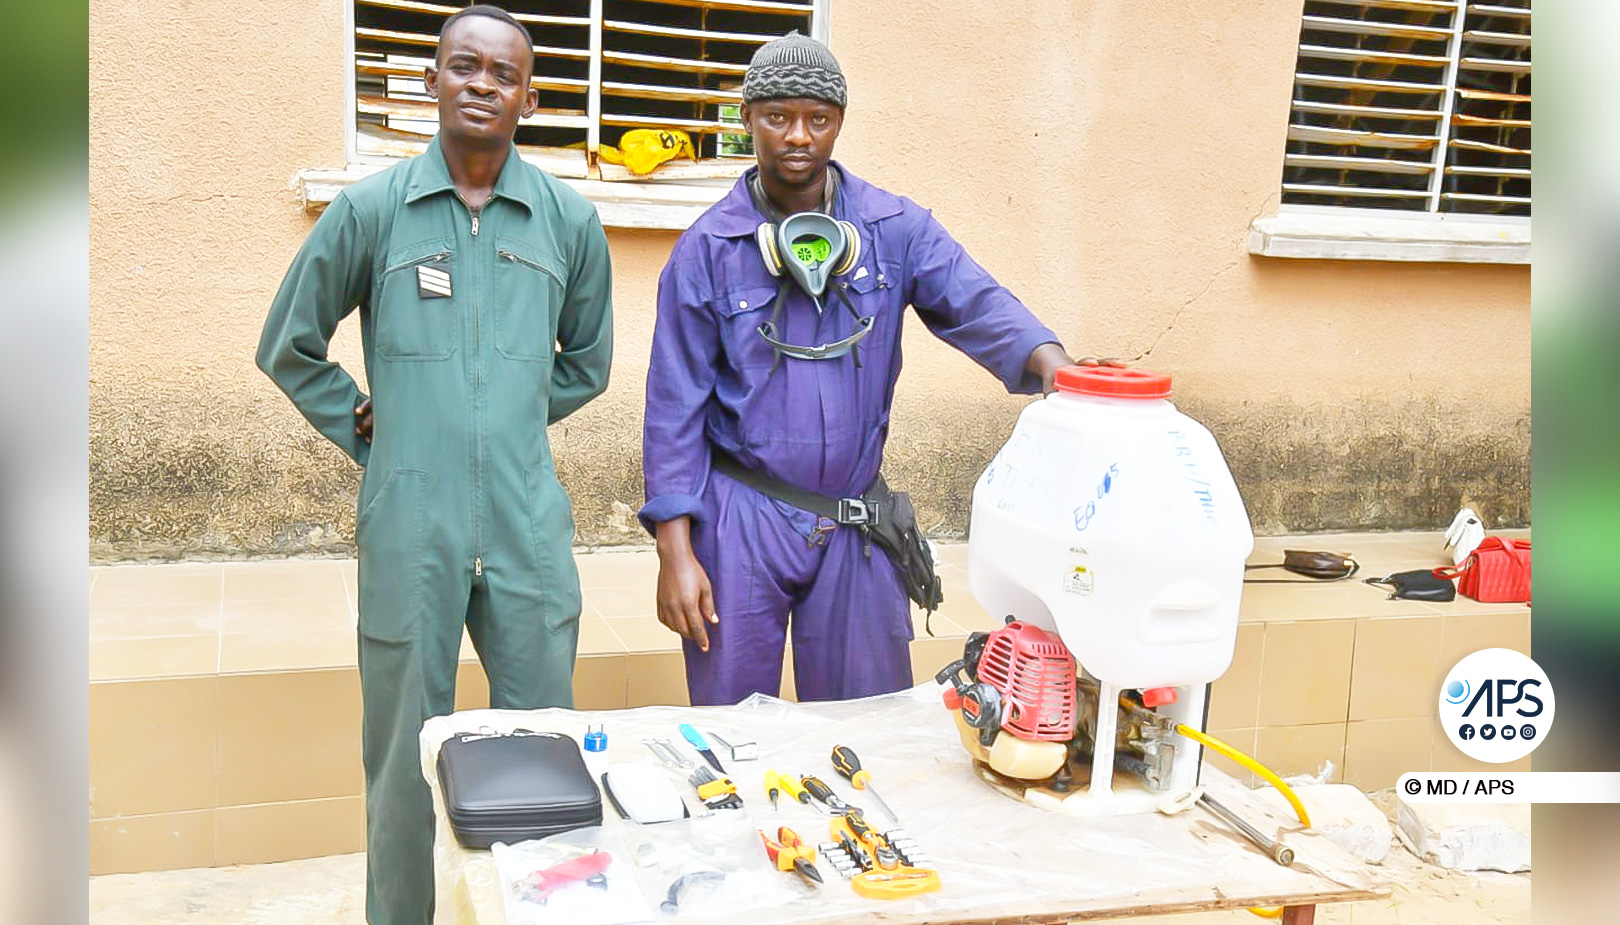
[[679, 723, 727, 774]]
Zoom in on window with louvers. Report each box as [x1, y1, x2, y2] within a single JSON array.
[[1281, 0, 1530, 217], [352, 0, 817, 180]]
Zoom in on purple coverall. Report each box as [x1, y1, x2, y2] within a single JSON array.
[[641, 164, 1060, 705]]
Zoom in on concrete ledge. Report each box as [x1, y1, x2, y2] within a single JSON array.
[[1247, 210, 1530, 264], [295, 165, 727, 231]]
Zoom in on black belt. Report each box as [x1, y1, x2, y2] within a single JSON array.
[[710, 453, 880, 526]]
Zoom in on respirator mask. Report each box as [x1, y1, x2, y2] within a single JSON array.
[[750, 173, 873, 369]]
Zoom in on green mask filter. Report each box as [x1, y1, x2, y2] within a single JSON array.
[[792, 234, 833, 266], [775, 212, 849, 300]]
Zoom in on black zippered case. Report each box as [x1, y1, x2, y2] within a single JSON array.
[[435, 729, 603, 849]]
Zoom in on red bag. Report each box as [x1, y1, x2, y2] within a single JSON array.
[[1433, 536, 1531, 603]]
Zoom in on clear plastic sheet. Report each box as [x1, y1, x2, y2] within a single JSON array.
[[423, 685, 1385, 925], [491, 830, 651, 925], [619, 814, 799, 919]]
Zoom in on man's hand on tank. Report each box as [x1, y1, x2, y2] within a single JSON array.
[[1027, 343, 1075, 394], [354, 398, 374, 443], [1029, 346, 1129, 394]]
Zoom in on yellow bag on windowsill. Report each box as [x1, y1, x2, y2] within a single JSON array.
[[596, 129, 696, 175]]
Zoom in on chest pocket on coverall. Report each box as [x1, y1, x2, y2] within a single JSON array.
[[494, 237, 566, 362], [711, 285, 781, 371], [377, 239, 456, 360]]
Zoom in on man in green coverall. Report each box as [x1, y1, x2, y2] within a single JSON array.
[[255, 6, 612, 923]]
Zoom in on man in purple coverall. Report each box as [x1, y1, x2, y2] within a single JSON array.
[[641, 32, 1116, 706]]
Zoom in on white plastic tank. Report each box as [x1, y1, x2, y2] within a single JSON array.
[[968, 366, 1253, 690]]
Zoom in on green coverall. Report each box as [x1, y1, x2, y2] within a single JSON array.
[[256, 136, 612, 925]]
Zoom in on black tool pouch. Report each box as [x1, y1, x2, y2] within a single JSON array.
[[857, 478, 945, 617], [710, 453, 945, 623], [435, 729, 603, 849]]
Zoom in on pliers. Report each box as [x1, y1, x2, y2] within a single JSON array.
[[760, 826, 823, 886]]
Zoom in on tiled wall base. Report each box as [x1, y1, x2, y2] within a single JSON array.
[[89, 532, 1529, 873], [1206, 610, 1532, 789]]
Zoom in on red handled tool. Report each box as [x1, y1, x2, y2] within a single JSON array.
[[514, 850, 613, 904], [760, 826, 824, 885]]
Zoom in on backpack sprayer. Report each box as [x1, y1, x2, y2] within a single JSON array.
[[933, 367, 1308, 828]]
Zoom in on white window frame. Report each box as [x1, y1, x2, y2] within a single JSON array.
[[1248, 1, 1530, 264], [298, 0, 830, 230]]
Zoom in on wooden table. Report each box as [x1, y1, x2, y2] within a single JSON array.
[[420, 690, 1386, 925]]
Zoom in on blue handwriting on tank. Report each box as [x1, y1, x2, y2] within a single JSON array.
[[1072, 463, 1121, 532], [1168, 430, 1218, 523]]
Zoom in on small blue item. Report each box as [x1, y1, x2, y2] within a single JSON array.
[[679, 723, 727, 773], [584, 724, 607, 753], [678, 724, 708, 751]]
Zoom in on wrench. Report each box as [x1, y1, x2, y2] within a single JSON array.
[[642, 739, 678, 768], [655, 737, 694, 768]]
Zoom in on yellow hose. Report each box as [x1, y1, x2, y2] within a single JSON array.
[[1174, 724, 1311, 921], [1175, 724, 1312, 827]]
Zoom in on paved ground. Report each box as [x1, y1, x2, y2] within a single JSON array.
[[89, 813, 1530, 925]]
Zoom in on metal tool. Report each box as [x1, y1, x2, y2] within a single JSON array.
[[836, 830, 870, 871], [827, 810, 941, 899], [760, 826, 824, 885], [880, 828, 932, 869], [661, 871, 726, 914], [642, 739, 678, 768], [800, 774, 857, 815], [654, 737, 694, 769], [513, 850, 612, 905], [709, 731, 758, 762], [689, 765, 743, 810], [679, 724, 727, 773], [1199, 793, 1295, 867], [830, 745, 899, 823]]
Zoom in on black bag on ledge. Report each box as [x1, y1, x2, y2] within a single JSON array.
[[1363, 570, 1457, 603]]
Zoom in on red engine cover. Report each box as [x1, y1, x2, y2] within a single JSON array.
[[974, 621, 1077, 741]]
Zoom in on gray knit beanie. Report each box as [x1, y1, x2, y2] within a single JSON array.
[[742, 31, 846, 109]]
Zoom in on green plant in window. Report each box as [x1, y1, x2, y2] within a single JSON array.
[[719, 103, 752, 157]]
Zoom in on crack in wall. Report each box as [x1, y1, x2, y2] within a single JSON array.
[[1131, 252, 1245, 362], [1130, 193, 1277, 362]]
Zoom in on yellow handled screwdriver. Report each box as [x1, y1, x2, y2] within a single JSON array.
[[830, 745, 898, 823], [764, 768, 785, 811], [779, 773, 810, 806]]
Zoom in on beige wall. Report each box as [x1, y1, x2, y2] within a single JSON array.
[[89, 0, 1530, 561]]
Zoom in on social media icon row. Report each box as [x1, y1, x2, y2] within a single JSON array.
[[1456, 723, 1536, 742]]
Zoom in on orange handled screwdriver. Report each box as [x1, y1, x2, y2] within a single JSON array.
[[800, 775, 855, 815], [830, 745, 898, 823]]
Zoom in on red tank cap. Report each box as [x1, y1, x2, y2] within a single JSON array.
[[942, 687, 963, 711], [1141, 686, 1178, 708], [1054, 365, 1172, 400]]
